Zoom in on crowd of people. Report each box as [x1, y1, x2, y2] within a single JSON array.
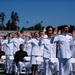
[[0, 25, 75, 75]]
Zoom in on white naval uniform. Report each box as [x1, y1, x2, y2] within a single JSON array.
[[25, 40, 32, 56], [70, 37, 75, 58], [41, 38, 56, 58], [70, 37, 75, 73], [1, 38, 14, 73], [26, 38, 42, 65], [40, 37, 58, 75], [13, 37, 24, 55], [54, 33, 72, 75], [0, 39, 6, 52], [54, 33, 72, 58]]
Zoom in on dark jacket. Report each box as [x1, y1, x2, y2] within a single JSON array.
[[14, 50, 28, 64], [0, 50, 5, 59]]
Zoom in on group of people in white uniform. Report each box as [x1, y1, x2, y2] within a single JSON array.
[[0, 25, 75, 75]]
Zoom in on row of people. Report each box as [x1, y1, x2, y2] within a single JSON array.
[[0, 25, 75, 75], [14, 25, 75, 75]]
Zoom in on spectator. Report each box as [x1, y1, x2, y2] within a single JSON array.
[[14, 44, 28, 74]]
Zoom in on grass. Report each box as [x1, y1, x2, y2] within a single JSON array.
[[0, 73, 31, 75], [0, 73, 5, 75], [0, 73, 11, 75], [0, 74, 6, 75]]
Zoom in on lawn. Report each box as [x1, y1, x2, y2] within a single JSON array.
[[0, 73, 11, 75], [0, 73, 5, 75], [0, 73, 32, 75]]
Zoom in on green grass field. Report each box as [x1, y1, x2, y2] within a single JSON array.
[[0, 73, 31, 75], [0, 72, 5, 75], [0, 73, 16, 75], [0, 73, 11, 75]]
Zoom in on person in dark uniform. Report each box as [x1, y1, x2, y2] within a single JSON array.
[[14, 44, 28, 74], [14, 44, 28, 65], [0, 45, 5, 59]]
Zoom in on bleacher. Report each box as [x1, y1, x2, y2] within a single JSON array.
[[0, 31, 17, 36]]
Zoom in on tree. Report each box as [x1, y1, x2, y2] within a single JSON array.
[[21, 23, 44, 32], [0, 12, 6, 30], [21, 27, 25, 32], [6, 11, 20, 30], [69, 25, 75, 33], [11, 11, 19, 23], [6, 20, 19, 30], [34, 23, 44, 30]]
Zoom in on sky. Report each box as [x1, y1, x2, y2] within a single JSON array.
[[0, 0, 75, 29]]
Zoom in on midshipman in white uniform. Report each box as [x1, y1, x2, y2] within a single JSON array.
[[26, 32, 42, 75], [25, 33, 32, 56], [13, 31, 24, 55], [1, 33, 14, 74], [40, 26, 58, 75], [54, 25, 72, 75], [70, 30, 75, 72]]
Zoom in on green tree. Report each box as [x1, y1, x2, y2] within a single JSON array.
[[6, 20, 19, 30], [6, 11, 20, 30], [34, 23, 44, 30], [21, 23, 44, 32], [0, 12, 6, 30], [69, 25, 75, 33], [11, 11, 19, 23]]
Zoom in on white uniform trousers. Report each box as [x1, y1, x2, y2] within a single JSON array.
[[6, 55, 13, 73], [44, 58, 59, 75], [18, 61, 30, 74], [59, 58, 71, 75]]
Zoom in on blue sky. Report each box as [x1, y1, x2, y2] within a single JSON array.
[[0, 0, 75, 29]]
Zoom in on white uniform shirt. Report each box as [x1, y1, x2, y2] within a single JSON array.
[[70, 37, 75, 58], [1, 38, 14, 55], [26, 38, 42, 56], [2, 42, 6, 52], [40, 38, 56, 58], [54, 33, 72, 58], [25, 39, 32, 56], [13, 37, 24, 54]]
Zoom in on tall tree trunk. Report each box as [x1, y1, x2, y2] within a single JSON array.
[[2, 20, 4, 30]]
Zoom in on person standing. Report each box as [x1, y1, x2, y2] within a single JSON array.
[[54, 25, 72, 75], [25, 33, 32, 56], [13, 31, 25, 55], [40, 26, 58, 75], [26, 32, 42, 75], [70, 29, 75, 73]]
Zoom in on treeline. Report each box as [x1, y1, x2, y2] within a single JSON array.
[[0, 12, 75, 33], [21, 23, 44, 32], [0, 11, 19, 30], [21, 24, 75, 33]]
